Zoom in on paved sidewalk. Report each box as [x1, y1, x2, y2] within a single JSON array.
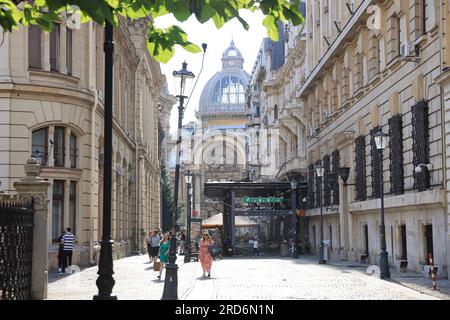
[[182, 256, 442, 300], [48, 254, 448, 300], [322, 257, 450, 300], [47, 254, 198, 300]]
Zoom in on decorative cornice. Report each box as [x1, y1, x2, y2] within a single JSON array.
[[332, 130, 355, 150]]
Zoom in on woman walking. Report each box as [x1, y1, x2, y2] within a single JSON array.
[[199, 232, 214, 277], [157, 233, 171, 280]]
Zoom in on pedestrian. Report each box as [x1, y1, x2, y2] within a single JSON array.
[[178, 231, 186, 255], [253, 238, 259, 257], [157, 232, 171, 280], [194, 231, 202, 252], [146, 231, 152, 262], [199, 232, 214, 277], [57, 230, 66, 272], [150, 230, 161, 264], [60, 227, 76, 274], [212, 229, 222, 260]]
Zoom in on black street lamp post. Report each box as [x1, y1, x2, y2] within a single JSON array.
[[290, 181, 298, 259], [184, 171, 193, 263], [316, 165, 325, 264], [94, 18, 116, 300], [162, 62, 195, 300], [373, 130, 390, 280]]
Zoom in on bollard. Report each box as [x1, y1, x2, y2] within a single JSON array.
[[428, 253, 437, 290]]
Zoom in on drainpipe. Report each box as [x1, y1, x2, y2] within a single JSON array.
[[89, 89, 98, 265], [88, 21, 97, 265], [134, 58, 143, 252], [438, 0, 448, 278]]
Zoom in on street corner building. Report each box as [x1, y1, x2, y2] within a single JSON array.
[[0, 17, 173, 270], [246, 0, 450, 278]]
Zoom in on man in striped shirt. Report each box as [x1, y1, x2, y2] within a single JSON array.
[[60, 227, 76, 274]]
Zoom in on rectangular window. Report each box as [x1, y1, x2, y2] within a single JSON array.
[[331, 150, 340, 205], [253, 102, 260, 117], [54, 126, 65, 167], [329, 225, 333, 251], [424, 224, 433, 263], [389, 114, 404, 195], [411, 100, 430, 191], [307, 164, 315, 209], [69, 181, 76, 235], [66, 28, 73, 75], [370, 127, 382, 199], [387, 16, 400, 64], [312, 226, 316, 251], [323, 155, 331, 206], [400, 224, 407, 260], [28, 25, 41, 69], [70, 133, 77, 168], [50, 24, 60, 72], [32, 128, 48, 166], [363, 225, 369, 256], [355, 136, 367, 201], [52, 180, 65, 240]]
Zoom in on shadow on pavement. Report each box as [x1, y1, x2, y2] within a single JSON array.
[[196, 276, 215, 281]]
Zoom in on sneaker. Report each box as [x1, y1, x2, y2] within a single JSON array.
[[58, 268, 62, 272], [207, 273, 211, 277]]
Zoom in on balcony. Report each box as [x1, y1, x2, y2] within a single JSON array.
[[277, 157, 306, 179]]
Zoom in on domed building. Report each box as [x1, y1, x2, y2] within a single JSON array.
[[179, 40, 251, 221], [196, 39, 249, 129]]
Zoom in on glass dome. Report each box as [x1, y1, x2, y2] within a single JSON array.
[[199, 40, 249, 112]]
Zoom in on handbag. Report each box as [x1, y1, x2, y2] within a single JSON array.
[[153, 260, 161, 271], [208, 246, 215, 257]]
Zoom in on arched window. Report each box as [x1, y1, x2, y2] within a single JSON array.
[[32, 128, 48, 166], [31, 126, 79, 168], [70, 133, 77, 168], [214, 76, 246, 106]]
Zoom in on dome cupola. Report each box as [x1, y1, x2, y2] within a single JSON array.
[[221, 39, 244, 69], [199, 40, 249, 113]]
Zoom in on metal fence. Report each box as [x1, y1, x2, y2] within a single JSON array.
[[0, 200, 34, 300]]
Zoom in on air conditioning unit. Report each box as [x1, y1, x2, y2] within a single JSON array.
[[400, 42, 418, 61]]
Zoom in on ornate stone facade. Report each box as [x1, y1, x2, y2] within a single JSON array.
[[0, 18, 164, 269], [300, 0, 449, 277]]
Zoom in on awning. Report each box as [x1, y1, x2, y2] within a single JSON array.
[[201, 213, 258, 229]]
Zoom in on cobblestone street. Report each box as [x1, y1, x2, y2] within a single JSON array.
[[47, 254, 449, 300]]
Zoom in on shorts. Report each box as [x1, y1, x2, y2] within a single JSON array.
[[151, 246, 159, 258]]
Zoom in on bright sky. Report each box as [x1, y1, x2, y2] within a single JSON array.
[[155, 10, 266, 134]]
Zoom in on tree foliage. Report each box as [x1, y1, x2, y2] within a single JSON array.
[[1, 0, 304, 62]]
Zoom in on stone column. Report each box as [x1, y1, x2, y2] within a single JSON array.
[[14, 158, 50, 300], [41, 31, 50, 71], [65, 128, 71, 168]]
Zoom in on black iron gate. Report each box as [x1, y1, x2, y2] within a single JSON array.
[[0, 201, 34, 300]]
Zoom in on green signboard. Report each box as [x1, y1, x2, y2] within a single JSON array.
[[242, 196, 284, 204]]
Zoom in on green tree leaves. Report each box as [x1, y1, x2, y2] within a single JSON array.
[[0, 0, 304, 62], [148, 25, 202, 63]]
